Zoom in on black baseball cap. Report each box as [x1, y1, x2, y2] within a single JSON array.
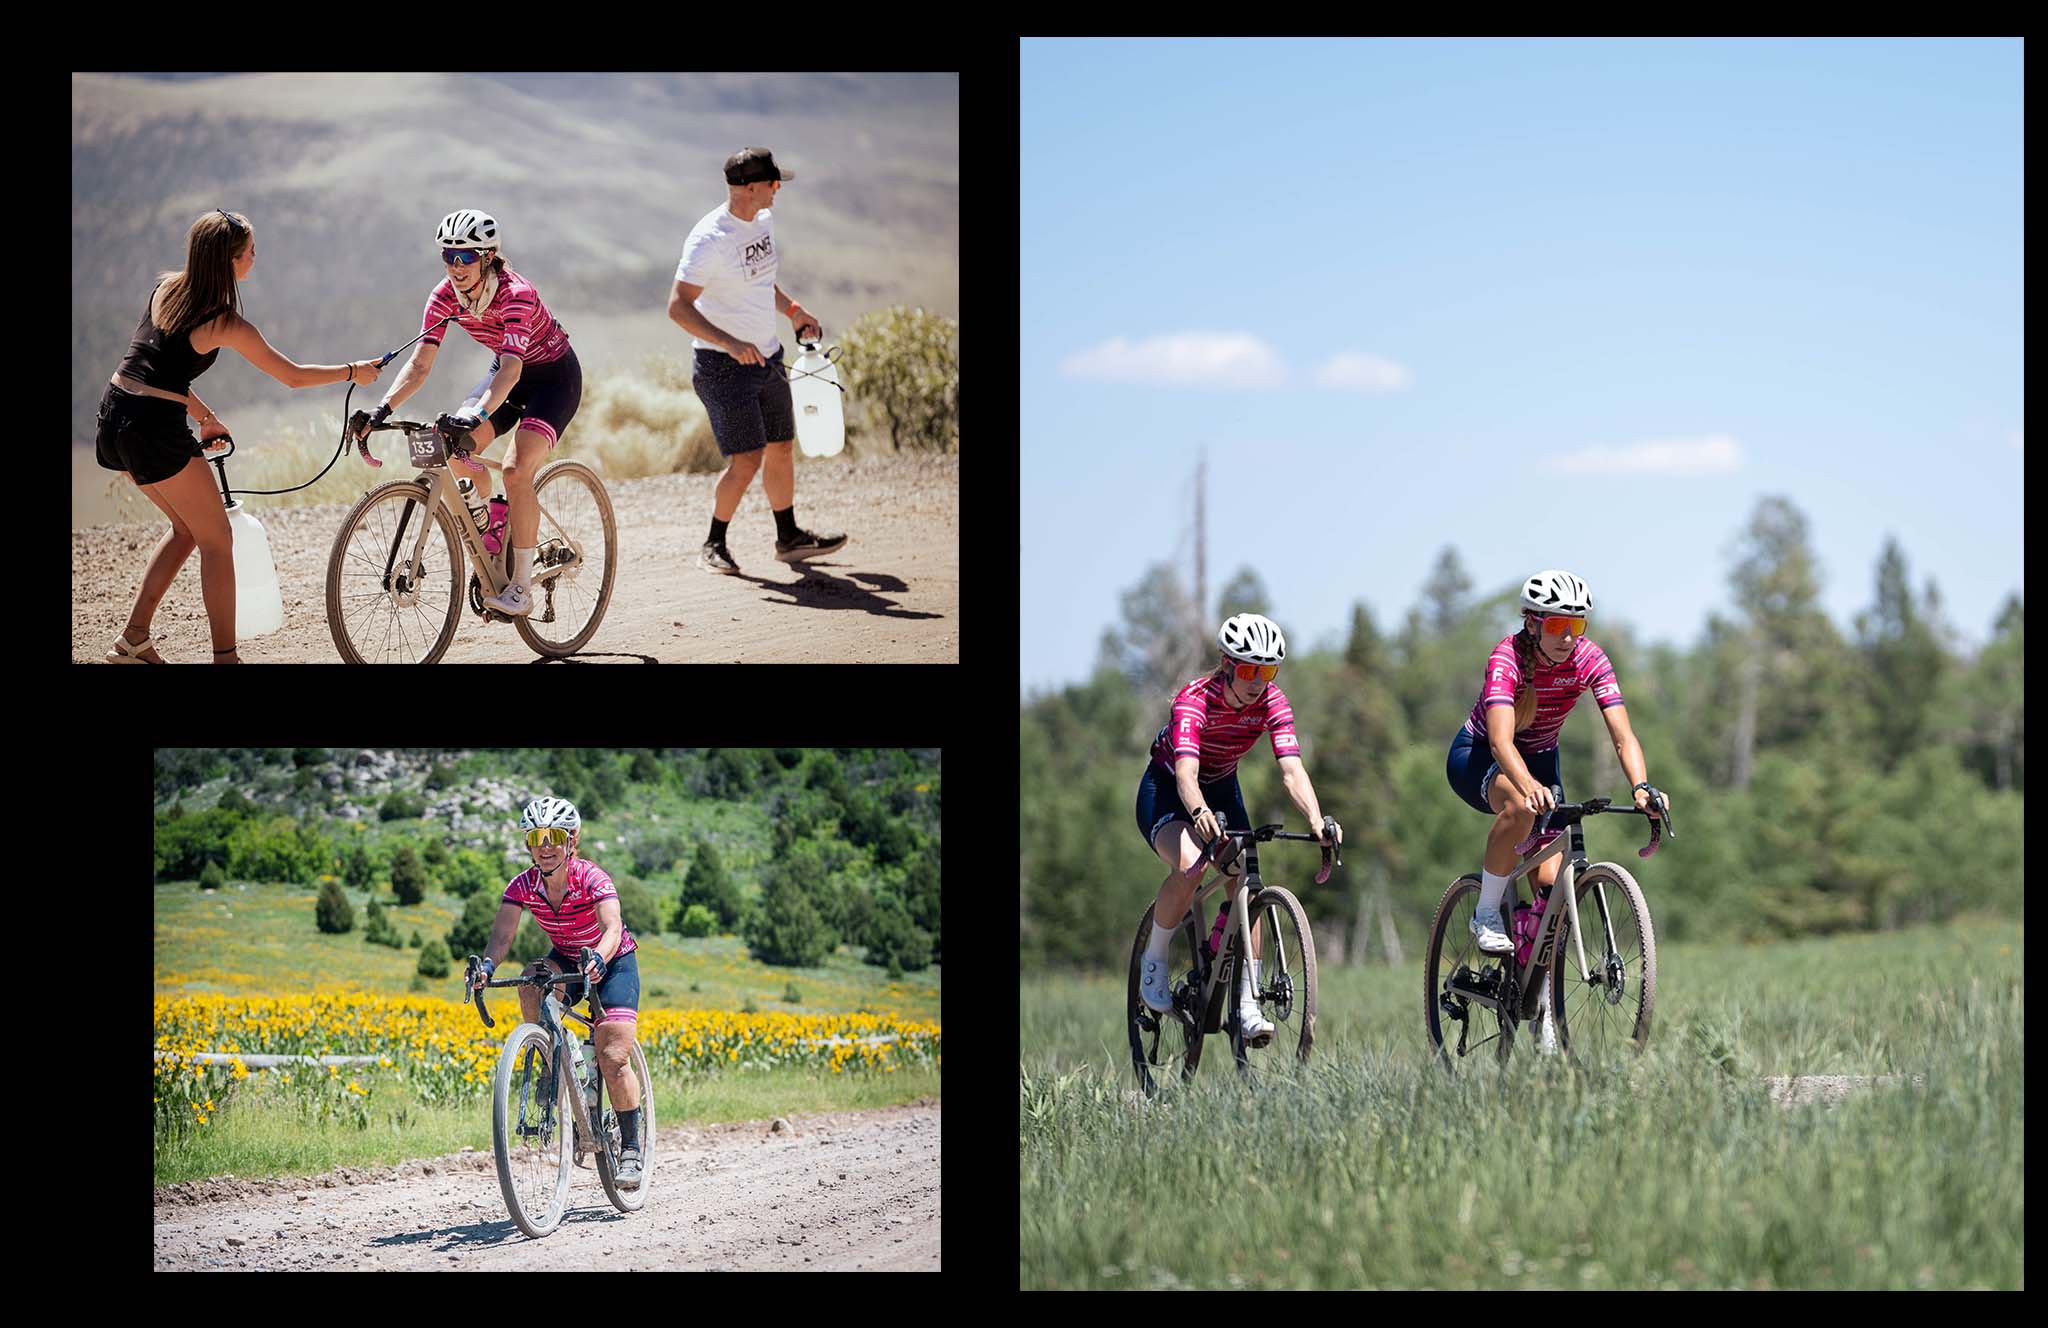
[[724, 147, 794, 185]]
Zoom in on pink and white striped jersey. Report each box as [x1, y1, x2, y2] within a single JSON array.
[[421, 266, 571, 366], [1462, 633, 1625, 754], [501, 857, 636, 959], [1149, 672, 1301, 781]]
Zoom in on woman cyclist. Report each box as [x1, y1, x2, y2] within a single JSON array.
[[470, 796, 644, 1185], [1134, 613, 1342, 1047], [1446, 569, 1667, 954], [355, 209, 583, 618]]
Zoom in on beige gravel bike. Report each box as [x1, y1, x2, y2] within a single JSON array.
[[325, 412, 615, 663]]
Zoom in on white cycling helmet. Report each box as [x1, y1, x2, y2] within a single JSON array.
[[520, 796, 580, 834], [1520, 569, 1591, 618], [1217, 612, 1287, 666], [436, 208, 500, 251]]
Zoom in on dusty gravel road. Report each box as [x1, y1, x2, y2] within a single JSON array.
[[76, 454, 956, 664], [154, 1100, 940, 1270]]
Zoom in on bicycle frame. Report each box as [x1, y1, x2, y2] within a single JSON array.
[[532, 988, 604, 1132], [390, 431, 584, 620], [1495, 824, 1609, 1013], [1181, 842, 1277, 1036]]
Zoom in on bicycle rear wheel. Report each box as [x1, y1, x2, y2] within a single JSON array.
[[594, 1038, 654, 1212], [1126, 903, 1207, 1097], [1425, 873, 1519, 1064], [512, 460, 616, 657]]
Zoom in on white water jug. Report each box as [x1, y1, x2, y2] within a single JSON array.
[[790, 342, 845, 457], [225, 499, 284, 637]]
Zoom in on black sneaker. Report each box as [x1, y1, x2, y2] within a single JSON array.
[[700, 542, 740, 574], [774, 527, 848, 563]]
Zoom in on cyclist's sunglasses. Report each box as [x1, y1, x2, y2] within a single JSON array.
[[526, 827, 572, 848], [1227, 661, 1279, 682], [442, 248, 487, 266], [1535, 614, 1586, 638]]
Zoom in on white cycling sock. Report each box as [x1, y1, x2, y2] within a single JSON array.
[[1479, 870, 1509, 916], [1145, 919, 1176, 961]]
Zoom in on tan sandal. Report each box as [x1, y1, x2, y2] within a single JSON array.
[[104, 631, 166, 664]]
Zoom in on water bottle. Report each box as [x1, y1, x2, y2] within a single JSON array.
[[1206, 902, 1231, 957], [457, 479, 507, 556], [484, 497, 507, 556], [1512, 890, 1549, 968]]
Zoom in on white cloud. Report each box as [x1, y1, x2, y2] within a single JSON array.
[[1313, 351, 1413, 394], [1058, 332, 1287, 388], [1553, 435, 1745, 476]]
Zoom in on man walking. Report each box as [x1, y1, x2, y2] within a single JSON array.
[[667, 147, 848, 574]]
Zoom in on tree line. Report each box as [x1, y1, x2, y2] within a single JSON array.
[[156, 748, 941, 975], [1022, 497, 2021, 973]]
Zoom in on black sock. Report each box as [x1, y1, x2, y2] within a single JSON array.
[[708, 517, 729, 547], [773, 505, 798, 541]]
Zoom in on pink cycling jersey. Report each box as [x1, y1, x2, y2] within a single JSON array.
[[421, 266, 571, 366], [1149, 672, 1301, 781], [501, 857, 636, 959], [1461, 633, 1625, 754]]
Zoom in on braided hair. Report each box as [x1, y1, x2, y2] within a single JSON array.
[[1511, 618, 1539, 732]]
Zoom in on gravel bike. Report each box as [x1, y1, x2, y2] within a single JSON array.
[[326, 412, 615, 663], [1425, 787, 1674, 1065], [1127, 821, 1338, 1097], [464, 950, 653, 1239]]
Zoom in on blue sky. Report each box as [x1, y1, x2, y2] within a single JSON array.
[[1019, 38, 2022, 697]]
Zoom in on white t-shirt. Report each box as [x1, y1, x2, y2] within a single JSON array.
[[674, 203, 780, 358]]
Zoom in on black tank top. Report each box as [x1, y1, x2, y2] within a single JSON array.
[[115, 281, 229, 397]]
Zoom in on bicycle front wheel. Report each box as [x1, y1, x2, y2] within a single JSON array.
[[492, 1028, 574, 1238], [1235, 885, 1317, 1074], [326, 479, 466, 663], [1550, 862, 1657, 1060]]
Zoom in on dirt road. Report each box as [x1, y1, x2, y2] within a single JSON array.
[[154, 1100, 940, 1270], [75, 454, 956, 663]]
